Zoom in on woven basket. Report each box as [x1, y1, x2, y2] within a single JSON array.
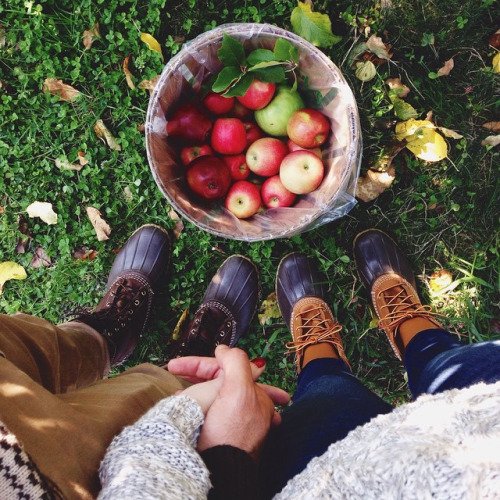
[[146, 23, 361, 241]]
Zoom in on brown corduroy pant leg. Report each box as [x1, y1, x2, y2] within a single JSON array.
[[0, 313, 185, 499]]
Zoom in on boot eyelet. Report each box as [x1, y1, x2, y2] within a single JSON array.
[[134, 299, 140, 306], [141, 290, 147, 296], [226, 322, 231, 328]]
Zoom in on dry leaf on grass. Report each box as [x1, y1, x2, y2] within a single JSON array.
[[86, 207, 111, 241], [83, 23, 100, 50], [123, 186, 133, 203], [15, 238, 29, 254], [481, 135, 500, 147], [30, 246, 52, 268], [78, 151, 89, 166], [138, 75, 160, 94], [0, 262, 27, 294], [489, 30, 500, 49], [55, 157, 83, 171], [437, 127, 463, 139], [94, 120, 121, 151], [437, 58, 454, 77], [122, 56, 135, 90], [0, 205, 5, 215], [386, 77, 410, 98], [482, 122, 500, 133], [428, 269, 453, 293], [493, 53, 500, 73], [73, 246, 98, 260], [365, 35, 393, 60], [355, 61, 376, 82], [171, 308, 189, 340], [168, 209, 184, 239], [258, 292, 282, 325], [356, 167, 396, 202], [43, 78, 81, 102], [26, 201, 58, 225]]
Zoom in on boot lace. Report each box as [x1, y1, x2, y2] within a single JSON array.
[[377, 284, 440, 333], [285, 305, 348, 367]]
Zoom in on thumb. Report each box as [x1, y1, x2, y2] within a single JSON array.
[[215, 345, 253, 389]]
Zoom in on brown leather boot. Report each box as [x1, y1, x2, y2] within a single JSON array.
[[170, 255, 259, 358], [276, 252, 349, 372], [74, 224, 171, 366], [353, 228, 442, 359]]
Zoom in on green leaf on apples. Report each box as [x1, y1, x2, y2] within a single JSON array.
[[249, 65, 286, 83], [217, 33, 246, 67], [222, 73, 253, 97], [391, 97, 419, 120], [246, 49, 276, 65], [273, 38, 299, 63], [212, 66, 243, 93], [248, 60, 284, 71], [290, 1, 342, 48]]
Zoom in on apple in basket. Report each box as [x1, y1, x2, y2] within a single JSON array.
[[211, 118, 247, 155], [225, 181, 262, 219], [222, 154, 250, 181], [180, 145, 213, 166], [287, 108, 330, 148], [287, 139, 322, 159], [166, 103, 212, 144], [279, 150, 324, 195], [246, 138, 288, 177], [236, 79, 276, 110], [202, 92, 235, 115], [261, 175, 296, 208], [186, 156, 231, 200]]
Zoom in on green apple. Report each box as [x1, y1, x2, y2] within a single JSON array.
[[254, 86, 304, 136]]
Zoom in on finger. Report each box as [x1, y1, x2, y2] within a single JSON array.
[[250, 361, 266, 381], [167, 356, 221, 383], [257, 383, 291, 406], [215, 345, 253, 388], [271, 410, 282, 427]]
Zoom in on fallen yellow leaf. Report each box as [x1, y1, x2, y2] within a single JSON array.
[[395, 119, 435, 140], [168, 209, 184, 239], [493, 52, 500, 73], [140, 33, 163, 58], [139, 75, 160, 94], [395, 119, 448, 162], [94, 120, 121, 151], [171, 308, 189, 340], [355, 61, 376, 82], [429, 269, 453, 293], [42, 78, 81, 102], [481, 135, 500, 147], [356, 167, 396, 202], [26, 201, 58, 225], [258, 292, 282, 326], [436, 58, 454, 77], [55, 157, 83, 171], [0, 262, 27, 294], [437, 127, 463, 140], [122, 56, 136, 90], [86, 206, 111, 241]]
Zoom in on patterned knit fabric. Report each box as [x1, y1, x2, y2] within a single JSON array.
[[0, 423, 54, 499], [98, 395, 211, 499], [99, 382, 500, 499]]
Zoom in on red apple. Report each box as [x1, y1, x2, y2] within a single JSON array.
[[261, 175, 296, 208], [180, 144, 213, 166], [211, 118, 247, 154], [225, 181, 262, 219], [246, 137, 288, 177], [203, 92, 235, 115], [279, 150, 324, 194], [244, 121, 264, 146], [233, 101, 252, 120], [222, 154, 250, 181], [166, 103, 212, 144], [287, 139, 322, 159], [237, 79, 276, 110], [186, 156, 231, 200], [287, 108, 330, 148]]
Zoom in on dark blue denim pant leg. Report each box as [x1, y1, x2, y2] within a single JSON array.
[[260, 358, 392, 497], [403, 328, 500, 398]]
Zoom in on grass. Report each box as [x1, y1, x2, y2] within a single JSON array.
[[0, 0, 498, 404]]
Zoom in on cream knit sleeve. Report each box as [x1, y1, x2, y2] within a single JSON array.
[[98, 395, 211, 500]]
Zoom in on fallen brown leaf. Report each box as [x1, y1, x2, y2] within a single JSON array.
[[386, 77, 410, 98], [94, 120, 121, 151], [0, 205, 5, 215], [137, 123, 146, 133], [42, 78, 81, 102], [83, 23, 100, 50], [55, 157, 83, 172], [73, 246, 98, 260], [482, 121, 500, 133], [122, 56, 136, 90], [425, 110, 433, 122], [365, 35, 393, 60], [481, 135, 500, 147], [437, 127, 463, 139], [18, 215, 31, 236], [356, 167, 396, 202], [138, 75, 160, 94], [489, 30, 500, 50], [78, 151, 89, 166], [30, 246, 52, 268], [168, 209, 184, 239], [0, 25, 5, 49], [86, 206, 111, 241], [437, 58, 454, 77]]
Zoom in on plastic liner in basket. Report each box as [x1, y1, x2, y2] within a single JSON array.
[[146, 23, 362, 242]]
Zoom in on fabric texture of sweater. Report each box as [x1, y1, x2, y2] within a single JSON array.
[[98, 381, 500, 499]]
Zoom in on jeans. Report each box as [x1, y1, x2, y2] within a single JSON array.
[[261, 329, 500, 497]]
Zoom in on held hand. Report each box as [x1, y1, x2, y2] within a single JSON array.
[[197, 345, 290, 460]]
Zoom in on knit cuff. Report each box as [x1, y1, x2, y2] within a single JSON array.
[[201, 445, 258, 500]]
